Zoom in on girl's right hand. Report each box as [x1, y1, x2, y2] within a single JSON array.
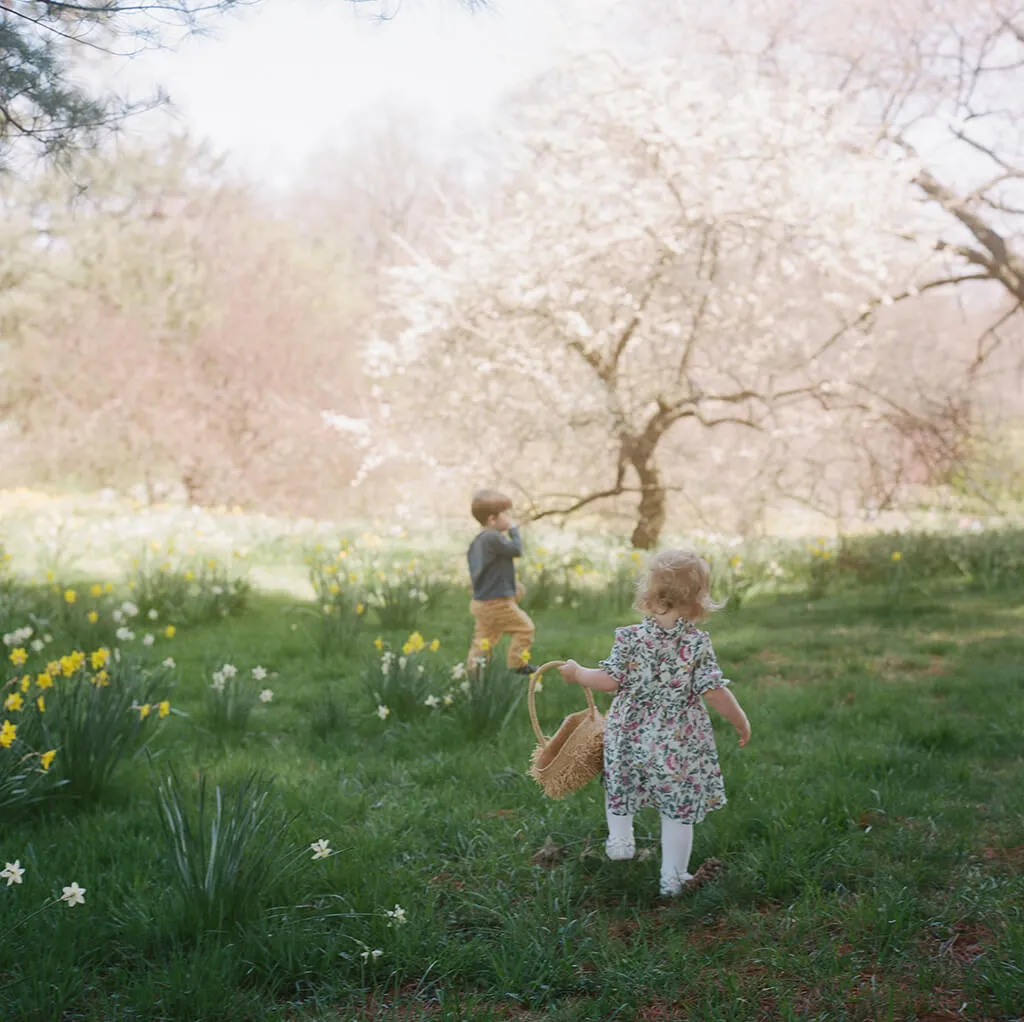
[[558, 660, 579, 685], [736, 717, 751, 748]]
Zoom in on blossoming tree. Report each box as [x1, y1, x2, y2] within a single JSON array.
[[367, 51, 930, 546]]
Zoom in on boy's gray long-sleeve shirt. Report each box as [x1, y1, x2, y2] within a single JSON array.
[[467, 527, 522, 601]]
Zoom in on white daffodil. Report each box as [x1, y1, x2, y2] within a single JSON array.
[[148, 608, 159, 620], [121, 601, 139, 618], [376, 704, 390, 720], [310, 839, 331, 860], [259, 689, 273, 703], [1, 860, 25, 886], [385, 904, 407, 926], [221, 663, 237, 679], [60, 882, 86, 907], [142, 634, 154, 647], [115, 627, 135, 642], [424, 694, 440, 708], [359, 949, 384, 963], [163, 657, 176, 669], [252, 665, 268, 681]]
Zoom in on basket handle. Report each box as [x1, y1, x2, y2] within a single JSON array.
[[528, 660, 598, 746]]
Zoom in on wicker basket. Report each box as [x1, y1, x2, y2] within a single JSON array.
[[527, 660, 605, 799]]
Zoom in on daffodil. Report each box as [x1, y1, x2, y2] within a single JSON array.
[[4, 692, 24, 712], [36, 695, 44, 713], [93, 670, 110, 687], [87, 611, 99, 624], [252, 666, 267, 681], [359, 949, 384, 963], [9, 647, 27, 666], [60, 882, 86, 907], [40, 749, 55, 771], [402, 632, 426, 656], [0, 720, 17, 748], [373, 636, 384, 651], [90, 648, 110, 671], [310, 838, 331, 860], [64, 589, 76, 604], [429, 638, 440, 653], [164, 625, 176, 639], [376, 704, 390, 720], [90, 584, 103, 598], [479, 638, 491, 653], [424, 694, 441, 708], [19, 676, 30, 693], [137, 703, 151, 719], [356, 603, 365, 616], [891, 551, 902, 562], [1, 860, 25, 886], [158, 700, 171, 718], [385, 904, 407, 926], [259, 689, 273, 703]]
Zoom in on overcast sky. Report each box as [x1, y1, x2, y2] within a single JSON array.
[[103, 0, 590, 191]]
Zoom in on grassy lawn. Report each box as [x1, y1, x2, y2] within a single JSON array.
[[2, 580, 1023, 1021]]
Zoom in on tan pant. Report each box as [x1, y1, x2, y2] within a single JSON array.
[[468, 593, 535, 669]]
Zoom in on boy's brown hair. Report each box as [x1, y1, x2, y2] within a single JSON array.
[[471, 489, 513, 526], [634, 548, 723, 621]]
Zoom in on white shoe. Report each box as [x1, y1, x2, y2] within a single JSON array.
[[605, 838, 636, 861], [659, 872, 694, 896]]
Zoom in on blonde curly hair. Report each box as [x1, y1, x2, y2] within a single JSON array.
[[634, 548, 723, 620]]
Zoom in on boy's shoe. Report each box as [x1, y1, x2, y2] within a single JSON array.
[[605, 838, 636, 861], [513, 664, 537, 676]]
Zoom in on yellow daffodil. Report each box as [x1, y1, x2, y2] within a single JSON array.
[[429, 639, 440, 653], [60, 651, 84, 676], [137, 703, 151, 720], [46, 660, 60, 677], [519, 648, 532, 664], [104, 582, 113, 594], [373, 637, 384, 651], [90, 584, 103, 598], [158, 700, 171, 719], [89, 648, 109, 671], [20, 676, 30, 693], [184, 570, 194, 582], [36, 695, 44, 713], [40, 749, 55, 771], [64, 589, 76, 604], [87, 611, 99, 624], [356, 603, 365, 616], [480, 638, 491, 653], [94, 670, 110, 687], [4, 692, 24, 712], [9, 648, 27, 667], [402, 632, 425, 656], [36, 672, 52, 690], [891, 551, 902, 562], [0, 720, 17, 748], [329, 582, 340, 595], [164, 625, 176, 639]]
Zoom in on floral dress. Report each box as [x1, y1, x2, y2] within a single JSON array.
[[599, 617, 730, 824]]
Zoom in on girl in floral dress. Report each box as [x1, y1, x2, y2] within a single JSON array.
[[559, 549, 750, 895]]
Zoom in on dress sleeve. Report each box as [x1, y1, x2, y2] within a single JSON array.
[[692, 631, 730, 695], [599, 626, 637, 689]]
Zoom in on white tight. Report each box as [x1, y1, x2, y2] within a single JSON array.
[[606, 798, 694, 889]]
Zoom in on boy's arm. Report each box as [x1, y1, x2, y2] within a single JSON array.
[[704, 687, 751, 747], [558, 660, 619, 693], [487, 526, 523, 558]]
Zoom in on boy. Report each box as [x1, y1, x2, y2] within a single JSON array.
[[466, 489, 536, 675]]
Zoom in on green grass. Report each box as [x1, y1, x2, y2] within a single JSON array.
[[2, 582, 1023, 1021]]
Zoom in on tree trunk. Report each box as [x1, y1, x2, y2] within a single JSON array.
[[629, 453, 667, 549]]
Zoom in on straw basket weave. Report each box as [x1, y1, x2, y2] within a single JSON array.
[[528, 661, 605, 799]]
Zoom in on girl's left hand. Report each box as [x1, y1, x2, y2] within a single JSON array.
[[558, 660, 579, 684]]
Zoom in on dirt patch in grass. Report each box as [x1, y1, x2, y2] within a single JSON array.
[[982, 844, 1024, 873]]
